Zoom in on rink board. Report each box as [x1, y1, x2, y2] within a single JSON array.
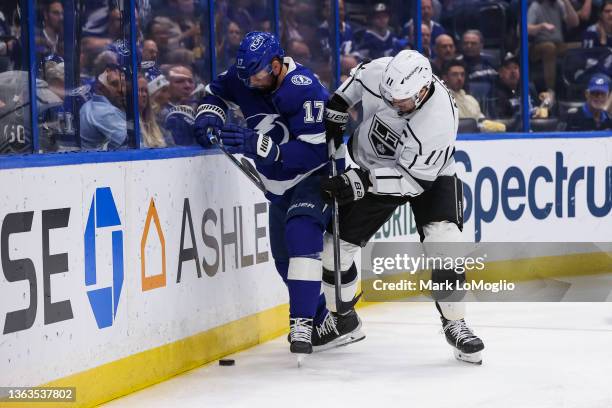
[[0, 136, 610, 407]]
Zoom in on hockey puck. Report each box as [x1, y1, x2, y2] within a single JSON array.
[[219, 359, 235, 366]]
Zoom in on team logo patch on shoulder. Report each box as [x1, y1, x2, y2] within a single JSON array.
[[291, 74, 313, 86], [367, 116, 402, 160], [250, 35, 265, 51]]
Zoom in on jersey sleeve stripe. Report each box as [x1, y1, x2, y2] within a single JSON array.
[[297, 132, 326, 144], [432, 150, 444, 166], [404, 126, 422, 155], [407, 154, 418, 169], [424, 150, 436, 165]]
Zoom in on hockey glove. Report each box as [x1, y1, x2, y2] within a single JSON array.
[[320, 167, 372, 205], [194, 103, 226, 148], [324, 103, 349, 151], [219, 124, 281, 165]]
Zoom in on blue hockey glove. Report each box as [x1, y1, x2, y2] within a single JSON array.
[[194, 103, 226, 148], [219, 124, 281, 165]]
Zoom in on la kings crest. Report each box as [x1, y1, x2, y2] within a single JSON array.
[[367, 115, 402, 160]]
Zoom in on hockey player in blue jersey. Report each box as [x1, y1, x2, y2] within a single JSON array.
[[194, 32, 364, 357]]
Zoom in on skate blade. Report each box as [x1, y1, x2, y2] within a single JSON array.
[[313, 329, 366, 353], [296, 354, 307, 367], [453, 349, 482, 365]]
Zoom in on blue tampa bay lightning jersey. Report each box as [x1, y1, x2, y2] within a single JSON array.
[[204, 57, 330, 200]]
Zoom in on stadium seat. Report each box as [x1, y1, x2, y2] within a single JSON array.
[[558, 100, 583, 121], [478, 2, 506, 53], [458, 118, 479, 133], [531, 118, 558, 132]]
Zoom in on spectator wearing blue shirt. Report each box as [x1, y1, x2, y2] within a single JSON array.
[[404, 0, 446, 58], [317, 0, 356, 60], [161, 65, 196, 145], [357, 3, 399, 59], [79, 66, 129, 150], [457, 30, 498, 85], [583, 0, 612, 48], [566, 74, 612, 130]]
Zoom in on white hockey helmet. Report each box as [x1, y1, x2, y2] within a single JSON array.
[[379, 50, 433, 116]]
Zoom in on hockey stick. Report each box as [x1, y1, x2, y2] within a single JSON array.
[[328, 140, 362, 315], [207, 128, 267, 194]]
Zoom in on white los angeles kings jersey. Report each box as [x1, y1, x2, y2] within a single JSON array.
[[336, 57, 459, 197]]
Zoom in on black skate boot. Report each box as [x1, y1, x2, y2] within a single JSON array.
[[441, 317, 485, 365], [312, 309, 365, 352], [289, 317, 313, 366]]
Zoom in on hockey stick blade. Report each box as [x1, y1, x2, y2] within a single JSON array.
[[207, 129, 267, 194]]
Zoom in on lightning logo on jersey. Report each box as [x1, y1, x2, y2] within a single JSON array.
[[250, 113, 290, 145]]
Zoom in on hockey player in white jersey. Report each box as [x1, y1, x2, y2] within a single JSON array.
[[321, 50, 485, 364]]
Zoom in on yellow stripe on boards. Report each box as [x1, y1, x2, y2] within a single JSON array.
[[0, 304, 289, 408]]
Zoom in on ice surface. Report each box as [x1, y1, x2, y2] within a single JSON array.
[[106, 301, 612, 408]]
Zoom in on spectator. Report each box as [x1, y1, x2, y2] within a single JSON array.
[[404, 0, 446, 57], [287, 39, 312, 62], [166, 64, 196, 105], [40, 57, 81, 151], [79, 66, 128, 150], [583, 0, 612, 48], [93, 49, 119, 75], [107, 8, 122, 41], [0, 9, 19, 70], [431, 34, 456, 76], [164, 0, 202, 53], [36, 0, 64, 57], [458, 30, 498, 85], [147, 16, 182, 63], [280, 0, 306, 44], [43, 57, 64, 100], [443, 59, 483, 120], [160, 64, 195, 145], [408, 23, 432, 58], [317, 0, 356, 61], [566, 74, 612, 130], [217, 21, 242, 70], [137, 74, 167, 148], [226, 0, 255, 32], [0, 70, 61, 154], [442, 59, 506, 131], [527, 0, 580, 93], [80, 37, 113, 76], [358, 3, 399, 59], [142, 39, 159, 62], [144, 66, 174, 144], [165, 48, 195, 67], [566, 0, 594, 42], [488, 53, 543, 124]]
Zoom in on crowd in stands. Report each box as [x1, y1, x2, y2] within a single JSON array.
[[1, 0, 612, 155]]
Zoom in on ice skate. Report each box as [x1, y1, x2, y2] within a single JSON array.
[[312, 309, 365, 352], [441, 317, 485, 365], [289, 317, 313, 366]]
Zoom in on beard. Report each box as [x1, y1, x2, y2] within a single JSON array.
[[252, 74, 279, 94]]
